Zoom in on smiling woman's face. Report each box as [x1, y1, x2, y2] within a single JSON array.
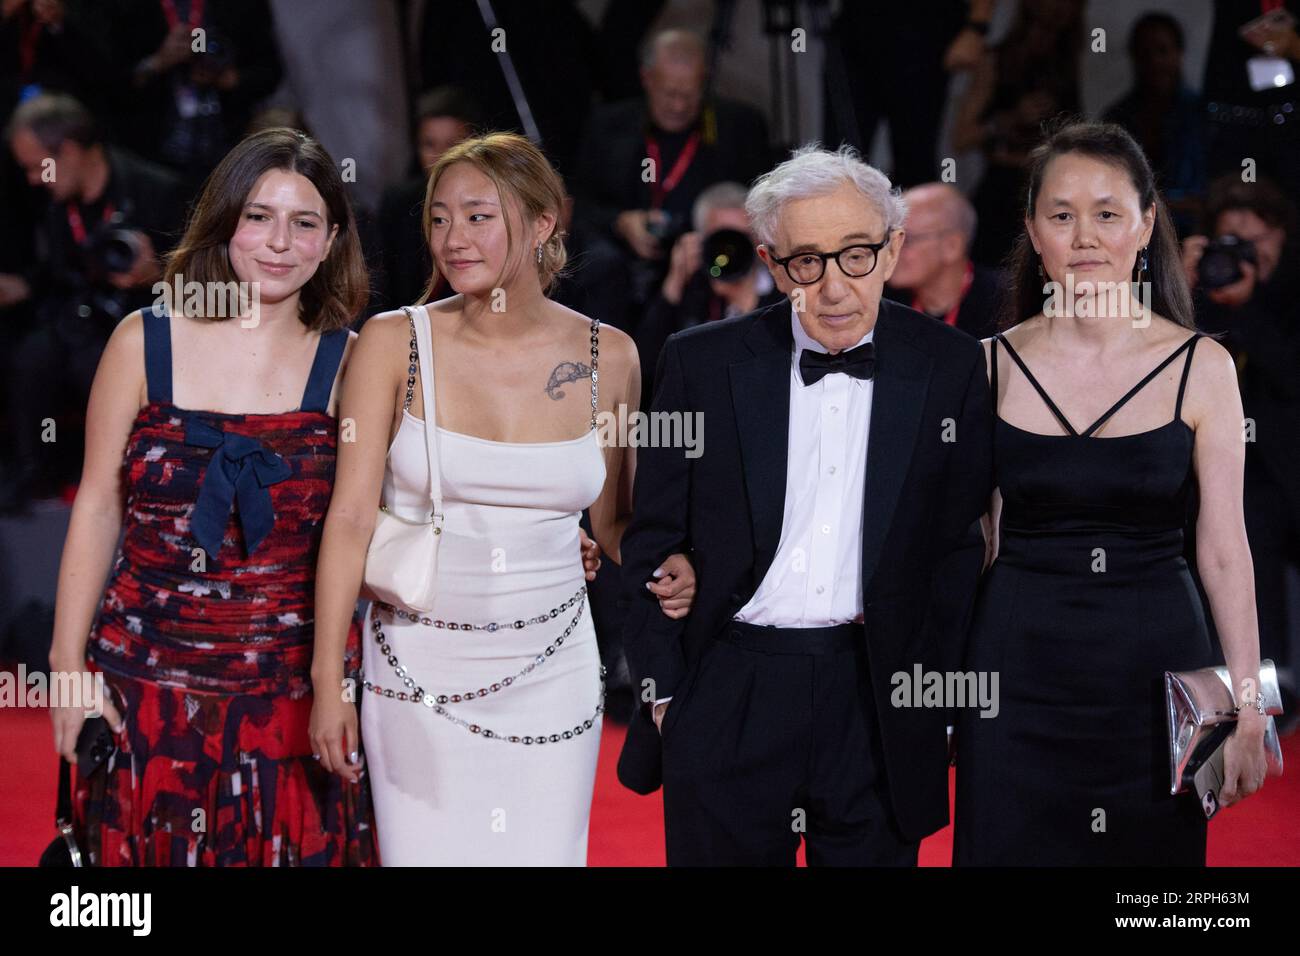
[[1026, 152, 1154, 301], [228, 168, 336, 304]]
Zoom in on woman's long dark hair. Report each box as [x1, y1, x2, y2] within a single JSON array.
[[1000, 120, 1196, 330]]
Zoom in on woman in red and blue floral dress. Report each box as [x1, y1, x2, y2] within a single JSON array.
[[47, 128, 377, 866]]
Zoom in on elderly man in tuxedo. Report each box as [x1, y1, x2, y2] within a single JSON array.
[[617, 144, 993, 866]]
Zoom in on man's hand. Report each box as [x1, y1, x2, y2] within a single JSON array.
[[32, 0, 64, 27], [578, 526, 601, 581], [1181, 234, 1209, 290], [1244, 20, 1300, 60], [0, 273, 31, 308], [943, 27, 986, 72], [616, 209, 665, 261], [154, 23, 195, 72], [661, 230, 702, 305], [1208, 259, 1257, 309], [108, 231, 161, 290], [646, 551, 696, 619]]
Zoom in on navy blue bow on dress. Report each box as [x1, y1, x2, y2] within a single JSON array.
[[184, 417, 293, 559]]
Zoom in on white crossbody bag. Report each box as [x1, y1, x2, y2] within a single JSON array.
[[363, 305, 443, 612]]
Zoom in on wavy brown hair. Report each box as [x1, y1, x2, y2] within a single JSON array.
[[164, 128, 368, 331], [419, 131, 569, 301]]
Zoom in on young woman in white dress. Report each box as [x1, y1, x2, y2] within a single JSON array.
[[310, 132, 694, 865]]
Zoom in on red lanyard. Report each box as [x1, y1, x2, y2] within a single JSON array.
[[913, 261, 974, 327], [19, 18, 42, 78], [66, 201, 116, 247], [160, 0, 204, 31], [645, 130, 700, 209]]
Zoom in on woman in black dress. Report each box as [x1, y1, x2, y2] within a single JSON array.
[[953, 122, 1269, 865]]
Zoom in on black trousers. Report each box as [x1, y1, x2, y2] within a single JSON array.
[[661, 620, 918, 866]]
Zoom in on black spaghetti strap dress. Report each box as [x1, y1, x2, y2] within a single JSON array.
[[953, 332, 1214, 866]]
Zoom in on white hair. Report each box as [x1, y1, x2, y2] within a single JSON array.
[[745, 142, 907, 249], [692, 181, 749, 234]]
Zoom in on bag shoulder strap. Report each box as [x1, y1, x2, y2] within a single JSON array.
[[402, 305, 443, 522]]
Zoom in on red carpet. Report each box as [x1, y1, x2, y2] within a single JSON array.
[[3, 703, 1297, 866]]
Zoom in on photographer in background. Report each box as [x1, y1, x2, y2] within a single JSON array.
[[634, 181, 782, 412], [375, 86, 481, 312], [1184, 173, 1300, 717], [885, 182, 1002, 339], [1, 92, 184, 508], [570, 28, 770, 332], [105, 0, 281, 191]]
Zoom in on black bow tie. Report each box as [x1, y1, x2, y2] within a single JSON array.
[[798, 341, 875, 386]]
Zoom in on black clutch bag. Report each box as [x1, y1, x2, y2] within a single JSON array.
[[38, 715, 117, 867]]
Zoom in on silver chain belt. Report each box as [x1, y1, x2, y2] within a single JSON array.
[[372, 584, 586, 632], [361, 597, 605, 744]]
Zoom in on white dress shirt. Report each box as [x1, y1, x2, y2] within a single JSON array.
[[654, 310, 873, 711], [733, 311, 873, 627]]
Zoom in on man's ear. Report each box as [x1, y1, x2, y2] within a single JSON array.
[[879, 228, 906, 282], [755, 244, 788, 292]]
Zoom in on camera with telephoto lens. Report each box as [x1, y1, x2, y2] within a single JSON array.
[[1197, 234, 1258, 291], [701, 228, 755, 282], [84, 211, 144, 281]]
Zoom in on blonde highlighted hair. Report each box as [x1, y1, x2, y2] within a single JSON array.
[[419, 131, 569, 300]]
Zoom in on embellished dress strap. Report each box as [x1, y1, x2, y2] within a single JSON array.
[[142, 302, 173, 404], [300, 328, 349, 413], [403, 309, 418, 411], [588, 317, 600, 430]]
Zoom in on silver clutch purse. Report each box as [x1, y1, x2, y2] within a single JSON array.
[[1165, 659, 1285, 807]]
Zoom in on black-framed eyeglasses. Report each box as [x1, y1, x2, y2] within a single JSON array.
[[769, 236, 891, 284]]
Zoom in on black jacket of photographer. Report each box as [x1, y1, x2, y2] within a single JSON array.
[[571, 97, 771, 248], [26, 145, 186, 326]]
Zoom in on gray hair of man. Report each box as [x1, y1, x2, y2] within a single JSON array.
[[692, 181, 750, 234], [745, 142, 908, 251], [639, 28, 707, 70]]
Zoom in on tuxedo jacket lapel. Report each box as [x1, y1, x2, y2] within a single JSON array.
[[729, 300, 793, 589], [860, 300, 933, 596]]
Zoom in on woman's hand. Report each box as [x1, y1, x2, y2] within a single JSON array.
[[578, 527, 601, 581], [309, 686, 362, 783], [1219, 711, 1268, 808], [646, 552, 696, 619], [49, 661, 123, 763]]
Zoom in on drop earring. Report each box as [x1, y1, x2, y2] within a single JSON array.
[[1036, 254, 1045, 282], [536, 244, 543, 264], [1134, 245, 1149, 283]]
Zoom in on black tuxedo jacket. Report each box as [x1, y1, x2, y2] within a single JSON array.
[[616, 296, 994, 842]]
